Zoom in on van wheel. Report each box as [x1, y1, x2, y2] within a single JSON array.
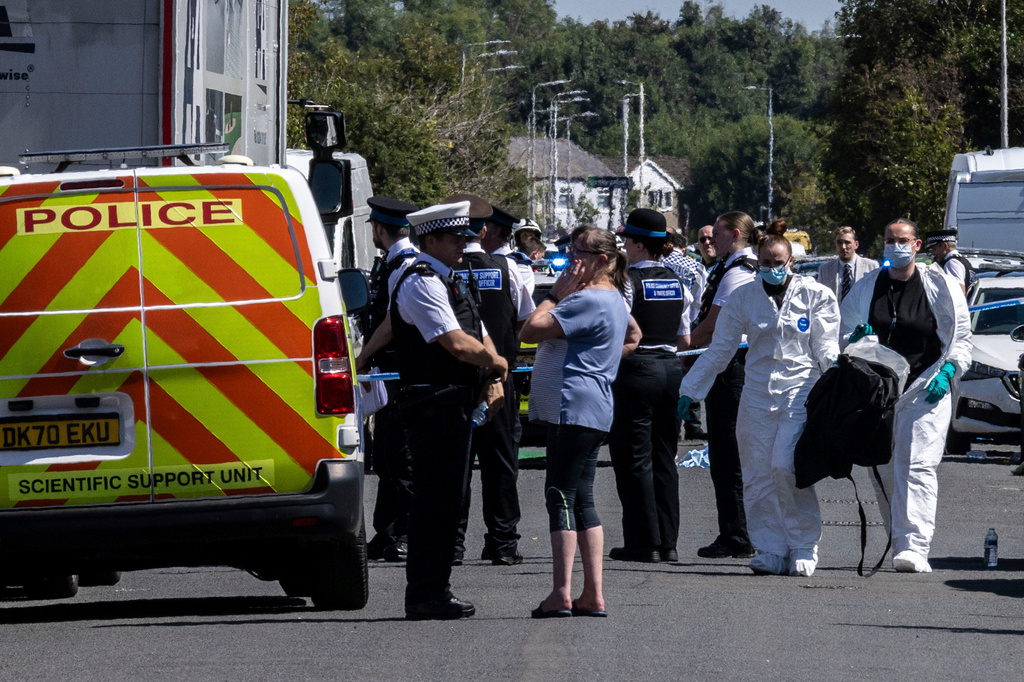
[[946, 428, 971, 456], [79, 571, 121, 587], [28, 574, 79, 600], [308, 530, 369, 610]]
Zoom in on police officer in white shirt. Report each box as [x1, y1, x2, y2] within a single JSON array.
[[390, 201, 508, 620], [354, 196, 419, 563], [924, 228, 974, 295], [443, 195, 536, 566], [688, 211, 760, 559]]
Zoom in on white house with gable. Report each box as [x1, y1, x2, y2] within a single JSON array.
[[509, 137, 691, 236]]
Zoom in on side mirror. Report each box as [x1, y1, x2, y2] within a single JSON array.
[[306, 111, 346, 152], [1012, 325, 1024, 342], [338, 267, 370, 316]]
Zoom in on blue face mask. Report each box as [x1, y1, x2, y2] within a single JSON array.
[[759, 265, 788, 286], [883, 243, 915, 268]]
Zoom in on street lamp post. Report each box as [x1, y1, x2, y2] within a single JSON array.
[[548, 92, 588, 227], [557, 111, 598, 228], [1002, 0, 1009, 148], [530, 80, 570, 220], [621, 93, 638, 176], [619, 80, 645, 207], [461, 40, 512, 85], [744, 85, 774, 222]]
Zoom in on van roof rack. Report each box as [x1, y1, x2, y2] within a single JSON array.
[[19, 143, 230, 173]]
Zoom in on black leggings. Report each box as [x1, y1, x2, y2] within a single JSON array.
[[544, 423, 605, 532]]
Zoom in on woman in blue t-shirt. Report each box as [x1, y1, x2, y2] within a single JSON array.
[[520, 227, 639, 618]]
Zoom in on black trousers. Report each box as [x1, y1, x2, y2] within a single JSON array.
[[455, 375, 521, 556], [705, 350, 752, 552], [401, 388, 474, 605], [608, 350, 682, 551], [369, 402, 412, 545]]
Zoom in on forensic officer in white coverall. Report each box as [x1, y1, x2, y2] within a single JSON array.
[[840, 218, 971, 573], [678, 234, 840, 576]]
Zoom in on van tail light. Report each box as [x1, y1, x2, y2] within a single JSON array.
[[313, 317, 355, 415]]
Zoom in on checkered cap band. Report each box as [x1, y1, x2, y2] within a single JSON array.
[[415, 215, 470, 236]]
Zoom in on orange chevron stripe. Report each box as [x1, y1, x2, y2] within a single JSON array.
[[18, 270, 142, 397], [0, 231, 116, 357], [148, 381, 241, 466], [46, 462, 105, 472], [144, 226, 312, 360]]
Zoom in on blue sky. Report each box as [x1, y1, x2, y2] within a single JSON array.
[[552, 0, 843, 31]]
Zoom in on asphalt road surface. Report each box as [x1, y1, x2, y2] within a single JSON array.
[[1, 441, 1022, 681]]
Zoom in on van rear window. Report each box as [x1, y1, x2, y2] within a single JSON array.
[[137, 184, 306, 306]]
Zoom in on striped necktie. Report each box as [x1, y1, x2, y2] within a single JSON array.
[[841, 263, 853, 301]]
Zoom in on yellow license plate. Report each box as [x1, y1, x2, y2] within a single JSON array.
[[0, 414, 121, 451]]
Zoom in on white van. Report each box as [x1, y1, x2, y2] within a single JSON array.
[[945, 147, 1024, 252]]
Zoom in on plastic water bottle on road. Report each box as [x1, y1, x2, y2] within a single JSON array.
[[984, 528, 998, 568]]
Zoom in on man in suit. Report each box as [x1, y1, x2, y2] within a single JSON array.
[[818, 226, 879, 302]]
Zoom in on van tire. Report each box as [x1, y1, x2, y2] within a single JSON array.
[[79, 571, 122, 587], [308, 530, 369, 611], [29, 574, 79, 600]]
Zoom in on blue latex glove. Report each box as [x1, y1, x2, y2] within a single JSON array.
[[848, 323, 874, 344], [925, 362, 957, 404], [677, 395, 693, 421]]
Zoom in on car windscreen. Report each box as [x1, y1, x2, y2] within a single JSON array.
[[971, 287, 1024, 335]]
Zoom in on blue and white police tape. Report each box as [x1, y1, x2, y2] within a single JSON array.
[[967, 297, 1024, 313], [357, 368, 534, 382], [356, 343, 749, 382]]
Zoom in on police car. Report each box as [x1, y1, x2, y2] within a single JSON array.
[[0, 142, 371, 608]]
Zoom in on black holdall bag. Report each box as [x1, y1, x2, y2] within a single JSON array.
[[795, 354, 900, 488], [794, 352, 903, 576]]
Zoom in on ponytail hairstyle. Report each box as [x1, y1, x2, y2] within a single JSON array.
[[757, 233, 792, 260], [715, 211, 757, 251], [660, 239, 676, 258], [767, 219, 788, 237], [574, 226, 628, 292]]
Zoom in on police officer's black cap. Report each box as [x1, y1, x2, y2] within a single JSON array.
[[442, 194, 492, 234], [924, 228, 957, 247], [367, 196, 419, 227], [618, 208, 667, 239], [488, 205, 519, 232]]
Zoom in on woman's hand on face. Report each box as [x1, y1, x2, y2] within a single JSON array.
[[551, 262, 585, 300]]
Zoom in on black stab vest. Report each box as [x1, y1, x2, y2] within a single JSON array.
[[696, 255, 758, 325], [627, 266, 686, 348], [366, 247, 417, 371], [391, 261, 484, 389], [942, 252, 976, 290], [455, 251, 518, 363]]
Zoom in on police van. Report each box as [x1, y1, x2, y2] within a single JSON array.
[[0, 139, 371, 609]]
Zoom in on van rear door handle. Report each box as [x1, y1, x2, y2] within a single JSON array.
[[64, 339, 125, 366]]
